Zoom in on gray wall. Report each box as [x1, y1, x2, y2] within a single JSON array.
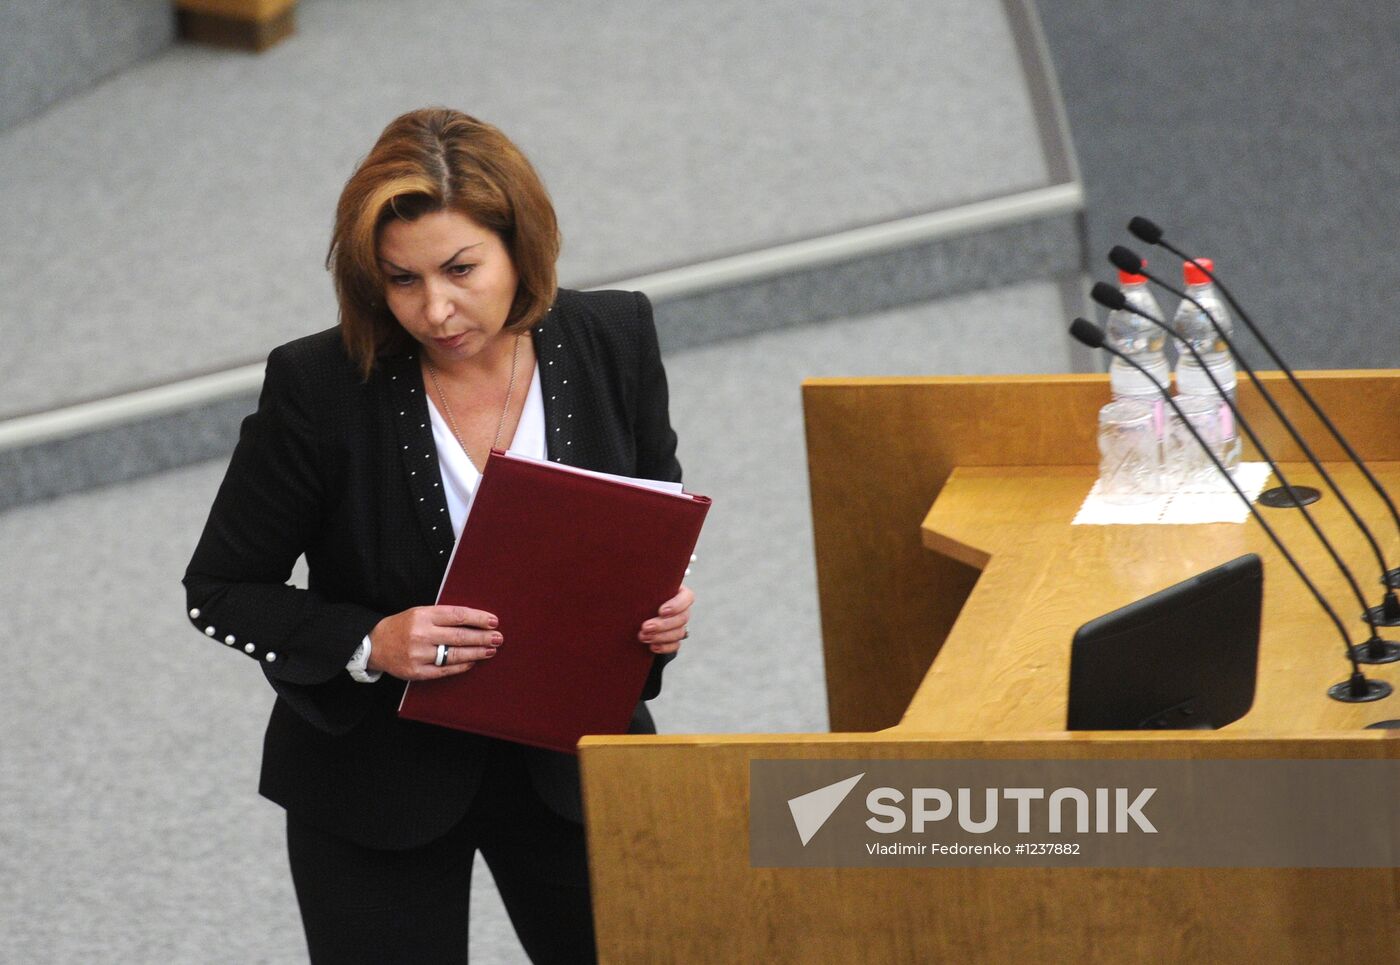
[[1038, 0, 1400, 370], [1, 0, 173, 132]]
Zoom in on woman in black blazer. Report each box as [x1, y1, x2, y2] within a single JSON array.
[[184, 108, 692, 964]]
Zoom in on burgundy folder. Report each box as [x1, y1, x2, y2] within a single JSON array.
[[398, 449, 711, 753]]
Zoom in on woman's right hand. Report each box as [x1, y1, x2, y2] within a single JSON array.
[[367, 605, 502, 680]]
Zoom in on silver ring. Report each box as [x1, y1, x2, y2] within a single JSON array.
[[434, 644, 448, 667]]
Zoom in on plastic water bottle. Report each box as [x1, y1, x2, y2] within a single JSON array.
[[1171, 258, 1240, 469], [1105, 265, 1169, 405]]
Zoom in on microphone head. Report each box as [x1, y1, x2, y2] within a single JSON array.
[[1069, 318, 1107, 349], [1090, 281, 1127, 310], [1128, 216, 1164, 245], [1108, 245, 1144, 275]]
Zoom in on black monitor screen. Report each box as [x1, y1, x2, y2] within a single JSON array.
[[1067, 554, 1263, 731]]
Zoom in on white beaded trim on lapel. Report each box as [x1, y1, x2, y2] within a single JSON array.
[[539, 319, 571, 462], [394, 351, 455, 560]]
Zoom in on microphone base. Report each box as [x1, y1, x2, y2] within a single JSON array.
[[1364, 719, 1400, 729], [1258, 485, 1321, 508], [1363, 592, 1400, 628], [1328, 673, 1392, 703], [1350, 637, 1400, 664]]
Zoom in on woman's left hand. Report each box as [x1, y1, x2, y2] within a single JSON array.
[[639, 584, 694, 654]]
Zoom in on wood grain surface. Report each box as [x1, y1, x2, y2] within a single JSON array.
[[580, 734, 1400, 964], [913, 462, 1400, 733]]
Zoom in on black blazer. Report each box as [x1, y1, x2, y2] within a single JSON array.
[[184, 289, 681, 849]]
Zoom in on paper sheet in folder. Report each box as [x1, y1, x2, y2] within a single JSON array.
[[398, 449, 711, 753]]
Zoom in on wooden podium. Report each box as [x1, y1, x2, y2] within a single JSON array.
[[579, 372, 1400, 963]]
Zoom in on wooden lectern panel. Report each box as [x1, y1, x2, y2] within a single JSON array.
[[802, 375, 1104, 731], [580, 734, 1400, 964]]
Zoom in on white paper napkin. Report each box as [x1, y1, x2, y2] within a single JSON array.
[[1072, 462, 1275, 525]]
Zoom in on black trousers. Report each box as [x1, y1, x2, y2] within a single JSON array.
[[285, 741, 596, 964]]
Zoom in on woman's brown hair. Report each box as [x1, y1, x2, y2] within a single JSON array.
[[327, 107, 561, 377]]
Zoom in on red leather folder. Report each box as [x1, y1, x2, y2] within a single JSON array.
[[398, 449, 711, 753]]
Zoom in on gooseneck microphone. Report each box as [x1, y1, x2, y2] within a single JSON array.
[[1090, 281, 1400, 664], [1128, 216, 1400, 592], [1108, 244, 1400, 630], [1070, 318, 1390, 704]]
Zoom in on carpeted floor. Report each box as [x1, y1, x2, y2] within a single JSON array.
[[1038, 0, 1400, 368], [0, 0, 1050, 419]]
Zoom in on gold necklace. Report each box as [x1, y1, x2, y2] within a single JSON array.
[[425, 333, 522, 471]]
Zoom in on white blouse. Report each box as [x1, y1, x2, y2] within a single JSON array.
[[427, 362, 547, 539]]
